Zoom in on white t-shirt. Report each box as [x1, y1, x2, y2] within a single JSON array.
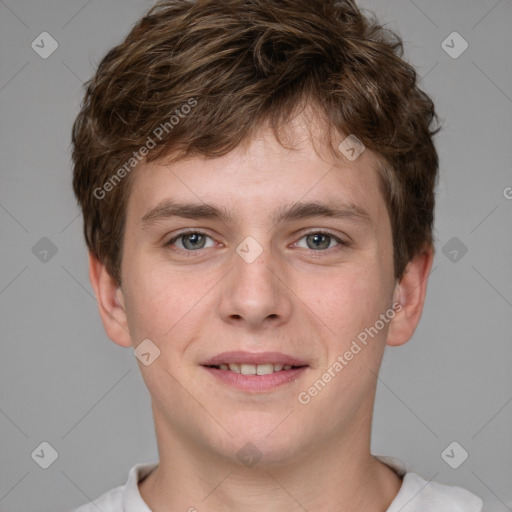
[[71, 455, 483, 512]]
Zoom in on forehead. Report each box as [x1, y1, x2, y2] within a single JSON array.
[[125, 121, 388, 229]]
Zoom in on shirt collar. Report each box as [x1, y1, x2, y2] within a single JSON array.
[[122, 461, 158, 512]]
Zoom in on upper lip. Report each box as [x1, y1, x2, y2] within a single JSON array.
[[201, 351, 309, 366]]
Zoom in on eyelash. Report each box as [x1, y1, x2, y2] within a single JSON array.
[[165, 230, 349, 256]]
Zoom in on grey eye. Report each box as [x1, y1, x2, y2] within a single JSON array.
[[297, 233, 339, 250], [183, 233, 204, 250], [170, 232, 215, 250]]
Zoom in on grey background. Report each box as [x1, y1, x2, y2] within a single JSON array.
[[0, 0, 511, 511]]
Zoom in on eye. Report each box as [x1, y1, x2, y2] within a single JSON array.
[[167, 231, 216, 251], [295, 231, 345, 251]]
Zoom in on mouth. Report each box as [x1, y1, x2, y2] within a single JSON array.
[[203, 363, 307, 374], [200, 351, 309, 391]]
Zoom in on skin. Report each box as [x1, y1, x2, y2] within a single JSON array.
[[89, 112, 433, 512]]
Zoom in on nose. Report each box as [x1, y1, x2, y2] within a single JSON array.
[[218, 239, 293, 330]]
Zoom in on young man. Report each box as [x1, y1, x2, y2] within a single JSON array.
[[71, 0, 483, 510]]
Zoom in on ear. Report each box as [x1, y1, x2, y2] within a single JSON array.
[[88, 252, 132, 348], [386, 245, 434, 347]]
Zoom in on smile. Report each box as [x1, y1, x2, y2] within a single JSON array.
[[205, 363, 304, 374]]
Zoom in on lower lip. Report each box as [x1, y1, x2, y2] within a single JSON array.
[[202, 366, 308, 391]]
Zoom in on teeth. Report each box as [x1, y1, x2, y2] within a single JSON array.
[[256, 364, 274, 375], [240, 363, 257, 375], [228, 363, 241, 373], [220, 363, 298, 374]]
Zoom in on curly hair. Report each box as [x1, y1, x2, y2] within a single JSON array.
[[72, 0, 441, 285]]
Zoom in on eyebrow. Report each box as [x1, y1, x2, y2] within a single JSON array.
[[140, 200, 372, 228]]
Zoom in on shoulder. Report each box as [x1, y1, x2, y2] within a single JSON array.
[[71, 484, 124, 512], [69, 461, 159, 512], [373, 455, 483, 512], [388, 471, 483, 512]]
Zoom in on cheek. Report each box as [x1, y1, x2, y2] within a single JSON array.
[[121, 251, 171, 339], [297, 262, 392, 350], [122, 254, 214, 344]]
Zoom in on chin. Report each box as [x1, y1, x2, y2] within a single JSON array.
[[209, 414, 310, 467]]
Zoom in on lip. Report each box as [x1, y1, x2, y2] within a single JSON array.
[[202, 365, 309, 391], [201, 351, 309, 392], [201, 351, 309, 366]]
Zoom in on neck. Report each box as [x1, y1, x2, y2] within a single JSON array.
[[139, 405, 403, 512]]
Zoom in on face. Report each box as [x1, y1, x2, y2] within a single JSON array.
[[112, 118, 403, 465]]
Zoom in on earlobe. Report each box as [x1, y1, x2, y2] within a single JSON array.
[[88, 252, 132, 348], [386, 245, 434, 347]]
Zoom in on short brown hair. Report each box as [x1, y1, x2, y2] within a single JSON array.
[[72, 0, 440, 286]]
